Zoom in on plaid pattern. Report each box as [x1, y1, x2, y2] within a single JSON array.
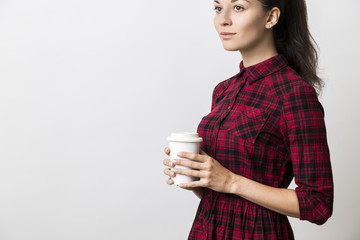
[[188, 54, 334, 240]]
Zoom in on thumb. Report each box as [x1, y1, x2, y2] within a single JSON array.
[[199, 148, 208, 155]]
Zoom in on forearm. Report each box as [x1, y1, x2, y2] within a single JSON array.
[[229, 174, 300, 218]]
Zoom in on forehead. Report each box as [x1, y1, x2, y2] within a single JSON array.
[[214, 0, 251, 3]]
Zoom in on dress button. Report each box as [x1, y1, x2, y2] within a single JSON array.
[[228, 106, 231, 110]]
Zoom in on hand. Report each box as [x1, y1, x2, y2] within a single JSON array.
[[172, 149, 235, 193], [163, 147, 200, 192]]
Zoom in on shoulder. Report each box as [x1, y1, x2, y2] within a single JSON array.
[[212, 74, 237, 97], [269, 65, 319, 102], [271, 67, 324, 117]]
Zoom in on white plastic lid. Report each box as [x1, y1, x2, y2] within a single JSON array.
[[166, 132, 203, 143]]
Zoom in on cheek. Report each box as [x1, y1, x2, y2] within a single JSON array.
[[235, 19, 264, 45], [214, 17, 220, 32]]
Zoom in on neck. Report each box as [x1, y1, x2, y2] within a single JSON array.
[[240, 33, 278, 68]]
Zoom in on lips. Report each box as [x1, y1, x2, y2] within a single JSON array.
[[220, 32, 236, 40], [220, 32, 236, 35]]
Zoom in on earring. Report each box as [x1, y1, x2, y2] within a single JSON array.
[[266, 24, 271, 28]]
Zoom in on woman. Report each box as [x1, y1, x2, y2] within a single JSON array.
[[163, 0, 334, 239]]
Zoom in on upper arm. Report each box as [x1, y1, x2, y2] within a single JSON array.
[[280, 83, 334, 225]]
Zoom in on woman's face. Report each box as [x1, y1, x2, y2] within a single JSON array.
[[213, 0, 270, 52]]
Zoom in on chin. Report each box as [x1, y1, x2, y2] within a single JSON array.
[[222, 43, 241, 51]]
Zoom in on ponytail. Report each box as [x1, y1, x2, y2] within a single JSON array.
[[259, 0, 324, 95]]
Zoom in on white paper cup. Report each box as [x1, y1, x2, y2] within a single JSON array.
[[166, 132, 203, 185]]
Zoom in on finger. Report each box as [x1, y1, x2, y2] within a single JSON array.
[[164, 147, 170, 156], [177, 151, 206, 162], [172, 159, 206, 170], [173, 167, 205, 178], [178, 180, 202, 189], [163, 168, 176, 177], [163, 158, 175, 168], [167, 177, 174, 185]]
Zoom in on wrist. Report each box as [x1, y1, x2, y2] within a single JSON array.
[[227, 173, 240, 195]]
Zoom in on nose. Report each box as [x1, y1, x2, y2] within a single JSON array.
[[220, 11, 232, 26]]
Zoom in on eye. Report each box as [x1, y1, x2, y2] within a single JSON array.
[[234, 6, 244, 11], [213, 6, 222, 13]]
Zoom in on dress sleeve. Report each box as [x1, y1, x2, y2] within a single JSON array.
[[280, 83, 334, 225]]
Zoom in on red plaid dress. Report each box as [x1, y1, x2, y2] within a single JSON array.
[[188, 54, 334, 239]]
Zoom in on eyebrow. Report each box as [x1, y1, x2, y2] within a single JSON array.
[[214, 0, 250, 3]]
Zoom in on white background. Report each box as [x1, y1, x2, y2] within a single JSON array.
[[0, 0, 359, 239]]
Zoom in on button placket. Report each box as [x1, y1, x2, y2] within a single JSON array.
[[213, 76, 247, 157]]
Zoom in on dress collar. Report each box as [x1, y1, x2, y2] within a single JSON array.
[[237, 54, 289, 84]]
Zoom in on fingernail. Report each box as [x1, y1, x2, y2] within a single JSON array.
[[177, 152, 183, 156], [170, 172, 174, 176]]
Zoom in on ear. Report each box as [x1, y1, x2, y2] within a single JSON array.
[[265, 7, 280, 29]]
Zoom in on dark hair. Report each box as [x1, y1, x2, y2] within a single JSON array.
[[259, 0, 324, 94]]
